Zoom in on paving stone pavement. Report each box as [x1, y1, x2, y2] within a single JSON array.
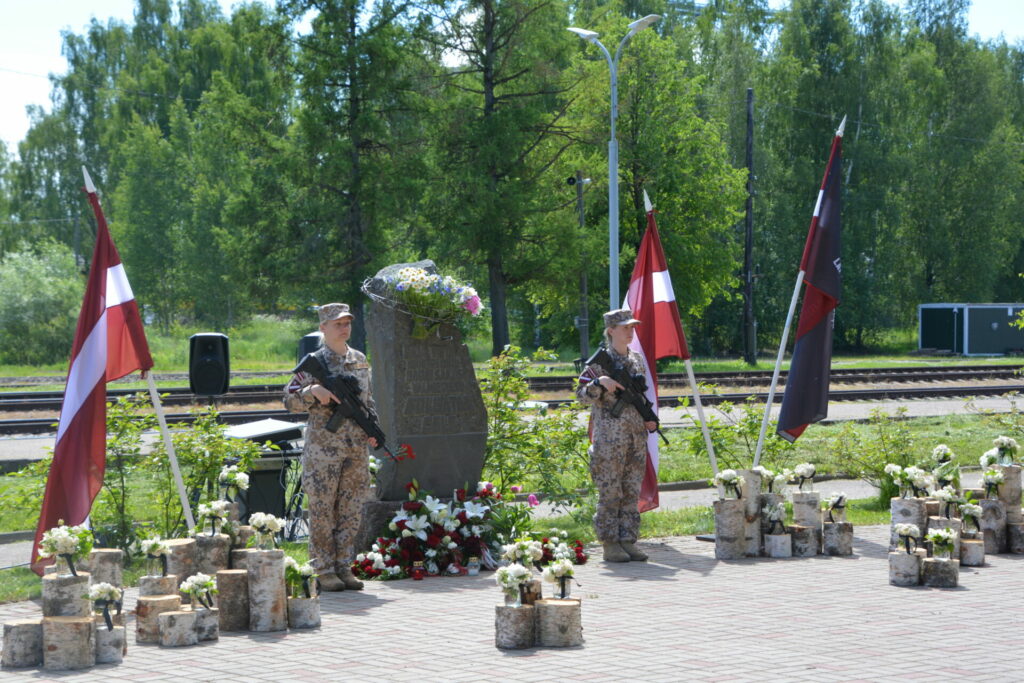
[[2, 524, 1022, 682]]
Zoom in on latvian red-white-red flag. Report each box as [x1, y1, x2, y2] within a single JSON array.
[[625, 191, 690, 512], [31, 168, 153, 574]]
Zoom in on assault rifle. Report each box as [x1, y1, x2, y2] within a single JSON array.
[[293, 352, 400, 462], [584, 346, 669, 445]]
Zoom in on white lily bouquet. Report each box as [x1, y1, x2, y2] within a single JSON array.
[[141, 536, 171, 577], [960, 503, 982, 535], [88, 583, 123, 631], [713, 469, 745, 499], [764, 502, 786, 534], [793, 463, 816, 491], [38, 522, 94, 576], [248, 512, 284, 549], [894, 523, 920, 554], [542, 558, 576, 599], [925, 528, 955, 559], [197, 500, 230, 536], [495, 563, 532, 606], [180, 573, 218, 608], [218, 465, 250, 502], [825, 493, 847, 523], [982, 468, 1004, 499]]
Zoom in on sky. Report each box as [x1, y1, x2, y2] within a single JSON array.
[[1, 0, 1022, 155]]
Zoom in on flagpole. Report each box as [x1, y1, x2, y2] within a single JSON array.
[[752, 269, 804, 467], [145, 372, 196, 530], [683, 358, 719, 475]]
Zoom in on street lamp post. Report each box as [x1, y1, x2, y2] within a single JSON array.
[[568, 14, 661, 310]]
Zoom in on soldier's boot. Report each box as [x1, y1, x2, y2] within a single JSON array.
[[337, 568, 364, 590], [619, 541, 648, 562], [318, 572, 346, 592], [602, 541, 630, 563]]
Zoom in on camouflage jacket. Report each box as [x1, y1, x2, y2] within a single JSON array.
[[576, 346, 648, 434], [283, 345, 377, 437]]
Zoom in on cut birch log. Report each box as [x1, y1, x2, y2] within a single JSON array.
[[186, 606, 219, 642], [228, 501, 241, 523], [713, 499, 745, 560], [195, 534, 231, 575], [980, 499, 1007, 554], [890, 498, 927, 550], [922, 557, 959, 588], [737, 469, 762, 556], [287, 597, 321, 629], [535, 598, 583, 647], [247, 549, 287, 632], [1007, 522, 1024, 554], [138, 574, 178, 597], [216, 569, 249, 632], [94, 625, 125, 664], [927, 516, 962, 559], [135, 595, 181, 644], [924, 499, 939, 518], [823, 522, 853, 556], [759, 493, 785, 554], [231, 548, 255, 570], [998, 464, 1022, 523], [764, 533, 792, 558], [494, 605, 534, 649], [2, 619, 42, 668], [888, 551, 921, 586], [41, 616, 95, 670], [789, 525, 817, 558], [792, 492, 822, 554], [158, 610, 198, 647], [521, 579, 542, 606], [165, 538, 197, 599], [86, 549, 123, 588], [960, 538, 985, 567], [41, 572, 91, 618]]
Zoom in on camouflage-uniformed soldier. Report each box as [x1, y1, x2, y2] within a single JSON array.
[[577, 308, 657, 563], [284, 303, 378, 591]]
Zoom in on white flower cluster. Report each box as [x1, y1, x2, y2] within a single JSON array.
[[982, 468, 1005, 486], [141, 537, 171, 557], [925, 527, 955, 548], [752, 465, 773, 480], [932, 444, 954, 462], [495, 563, 531, 590], [793, 463, 816, 479], [713, 469, 745, 487], [932, 486, 958, 503], [249, 512, 284, 533], [395, 266, 435, 291], [285, 555, 317, 577], [960, 502, 982, 518], [541, 559, 574, 583], [772, 469, 792, 491], [198, 500, 230, 521], [38, 524, 86, 559], [764, 502, 786, 522], [894, 523, 920, 538], [219, 465, 250, 491], [994, 435, 1019, 452], [901, 466, 932, 492], [980, 450, 1000, 468], [88, 582, 122, 602], [502, 539, 543, 563], [180, 572, 216, 596]]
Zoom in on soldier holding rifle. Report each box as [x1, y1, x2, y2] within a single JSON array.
[[577, 308, 659, 563], [284, 303, 378, 591]]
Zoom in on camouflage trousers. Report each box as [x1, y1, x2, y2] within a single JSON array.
[[589, 428, 648, 543], [302, 429, 370, 575]]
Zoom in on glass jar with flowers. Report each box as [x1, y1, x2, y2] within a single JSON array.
[[793, 463, 816, 491], [541, 559, 576, 599], [982, 468, 1004, 499], [894, 523, 920, 555], [925, 528, 955, 560], [960, 503, 982, 538], [713, 469, 745, 499], [495, 564, 531, 606], [88, 583, 123, 631], [248, 512, 283, 549], [37, 522, 93, 576], [141, 537, 171, 577], [825, 493, 847, 523], [218, 465, 250, 503], [197, 500, 230, 536], [180, 573, 218, 609]]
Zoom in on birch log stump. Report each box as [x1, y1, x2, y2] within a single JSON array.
[[135, 595, 181, 644], [158, 611, 197, 647], [922, 558, 959, 588], [494, 605, 534, 649], [228, 501, 241, 523], [759, 493, 785, 554], [231, 549, 255, 570], [138, 574, 178, 597], [535, 598, 583, 647], [713, 499, 745, 560], [165, 539, 197, 599], [888, 551, 921, 586], [41, 573, 91, 617], [924, 499, 940, 518], [41, 616, 94, 670], [960, 538, 985, 567], [927, 517, 962, 559], [980, 499, 1007, 554], [287, 598, 321, 629], [187, 606, 219, 642], [792, 492, 822, 554], [789, 525, 817, 558], [86, 549, 123, 588], [890, 498, 927, 550], [764, 533, 792, 558], [823, 522, 853, 556], [247, 549, 287, 632], [94, 625, 125, 664], [195, 534, 231, 574], [216, 569, 249, 632], [1007, 523, 1024, 554], [737, 469, 762, 557], [998, 465, 1022, 523], [2, 619, 42, 668]]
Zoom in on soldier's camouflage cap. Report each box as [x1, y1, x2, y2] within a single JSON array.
[[318, 303, 354, 324], [603, 308, 641, 328]]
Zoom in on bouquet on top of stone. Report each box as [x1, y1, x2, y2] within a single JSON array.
[[369, 265, 484, 338]]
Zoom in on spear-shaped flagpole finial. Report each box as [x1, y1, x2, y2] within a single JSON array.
[[82, 166, 96, 193], [643, 189, 653, 213], [836, 115, 848, 138]]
